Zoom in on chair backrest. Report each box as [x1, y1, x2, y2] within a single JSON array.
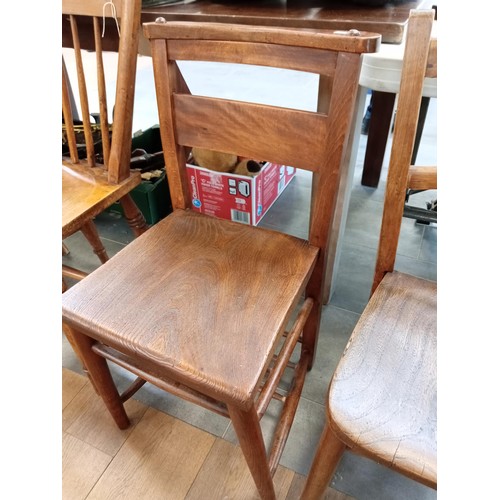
[[372, 9, 437, 293], [143, 20, 380, 303], [62, 0, 141, 183]]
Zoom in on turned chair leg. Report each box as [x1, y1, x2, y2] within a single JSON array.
[[80, 220, 109, 264], [301, 422, 346, 500], [228, 404, 277, 500], [120, 193, 149, 236]]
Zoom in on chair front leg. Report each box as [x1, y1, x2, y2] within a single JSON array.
[[63, 323, 130, 429], [301, 421, 346, 500], [228, 403, 276, 500]]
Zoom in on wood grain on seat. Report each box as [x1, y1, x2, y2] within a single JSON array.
[[63, 209, 319, 407], [329, 272, 437, 487]]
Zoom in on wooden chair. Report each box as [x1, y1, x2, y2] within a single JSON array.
[[301, 10, 437, 498], [62, 20, 380, 499], [62, 0, 148, 291]]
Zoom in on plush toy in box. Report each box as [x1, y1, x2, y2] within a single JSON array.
[[191, 147, 265, 178]]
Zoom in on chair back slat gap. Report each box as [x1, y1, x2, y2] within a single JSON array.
[[168, 40, 338, 76], [93, 16, 111, 167], [69, 14, 95, 166], [62, 57, 80, 163], [174, 94, 324, 171]]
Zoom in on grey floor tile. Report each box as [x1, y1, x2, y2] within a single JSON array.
[[420, 224, 437, 264], [332, 451, 437, 500], [301, 306, 360, 405], [394, 252, 437, 282], [93, 211, 135, 244], [62, 230, 127, 275], [258, 169, 312, 239], [330, 243, 377, 314], [343, 196, 384, 249]]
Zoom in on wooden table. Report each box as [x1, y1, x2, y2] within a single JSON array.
[[63, 0, 432, 50], [62, 0, 434, 303], [140, 0, 429, 43]]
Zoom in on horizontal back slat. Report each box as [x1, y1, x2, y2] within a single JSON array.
[[174, 94, 325, 171], [144, 21, 380, 54], [168, 40, 337, 76], [63, 0, 124, 17]]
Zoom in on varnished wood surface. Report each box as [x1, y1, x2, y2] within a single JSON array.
[[328, 272, 437, 487], [62, 0, 147, 270], [63, 19, 373, 499], [144, 21, 380, 53], [173, 94, 326, 172], [63, 0, 125, 17], [62, 162, 141, 239], [142, 0, 432, 44], [62, 0, 432, 55], [63, 210, 318, 408], [407, 165, 437, 190], [63, 368, 352, 499]]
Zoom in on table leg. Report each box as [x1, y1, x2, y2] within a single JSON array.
[[361, 90, 396, 188]]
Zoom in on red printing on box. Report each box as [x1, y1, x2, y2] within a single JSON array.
[[186, 162, 296, 225]]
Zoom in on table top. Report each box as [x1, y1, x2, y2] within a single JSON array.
[[141, 0, 434, 44], [62, 0, 435, 53]]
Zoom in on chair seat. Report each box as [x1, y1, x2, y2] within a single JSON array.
[[62, 209, 318, 408], [62, 161, 142, 239], [327, 271, 437, 488]]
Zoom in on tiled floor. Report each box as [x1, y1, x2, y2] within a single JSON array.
[[62, 56, 437, 499]]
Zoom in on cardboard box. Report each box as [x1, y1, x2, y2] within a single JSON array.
[[186, 162, 296, 226]]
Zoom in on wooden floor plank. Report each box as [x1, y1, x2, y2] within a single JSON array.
[[61, 368, 351, 499], [62, 367, 87, 410], [62, 431, 113, 500], [88, 407, 216, 499], [186, 438, 295, 499], [62, 374, 148, 456]]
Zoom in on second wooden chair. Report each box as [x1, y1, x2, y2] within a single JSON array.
[[62, 0, 148, 291], [301, 9, 437, 498]]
